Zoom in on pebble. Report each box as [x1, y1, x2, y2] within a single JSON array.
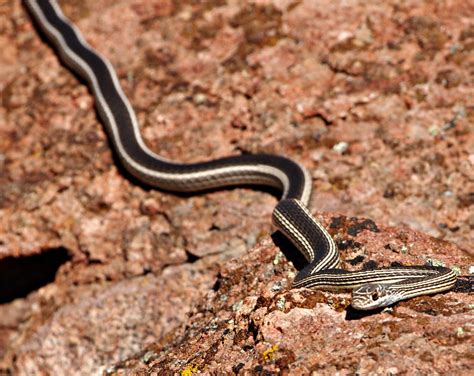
[[333, 141, 348, 154]]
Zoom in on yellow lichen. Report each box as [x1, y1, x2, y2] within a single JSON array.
[[263, 344, 279, 362], [181, 365, 198, 376]]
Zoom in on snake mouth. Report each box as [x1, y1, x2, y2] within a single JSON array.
[[350, 284, 391, 310], [351, 297, 385, 311]]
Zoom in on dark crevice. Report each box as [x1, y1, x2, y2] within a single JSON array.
[[0, 247, 71, 304], [211, 275, 222, 291], [311, 113, 333, 126], [247, 319, 259, 341], [185, 250, 200, 263]]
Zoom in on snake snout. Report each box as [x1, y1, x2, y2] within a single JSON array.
[[351, 284, 393, 310]]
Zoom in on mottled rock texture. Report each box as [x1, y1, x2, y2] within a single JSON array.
[[0, 0, 472, 375]]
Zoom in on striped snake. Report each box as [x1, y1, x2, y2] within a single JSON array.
[[24, 0, 457, 310]]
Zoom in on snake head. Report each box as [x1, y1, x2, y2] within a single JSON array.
[[351, 284, 401, 310]]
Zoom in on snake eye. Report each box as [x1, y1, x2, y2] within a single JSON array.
[[371, 292, 379, 301]]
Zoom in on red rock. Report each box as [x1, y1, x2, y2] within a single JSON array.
[[0, 0, 472, 374]]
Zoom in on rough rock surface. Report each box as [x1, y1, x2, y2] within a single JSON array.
[[0, 0, 473, 374]]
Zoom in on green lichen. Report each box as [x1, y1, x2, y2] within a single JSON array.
[[426, 258, 445, 267], [142, 350, 158, 364], [276, 297, 286, 311]]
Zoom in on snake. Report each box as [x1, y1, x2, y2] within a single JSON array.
[[24, 0, 457, 310]]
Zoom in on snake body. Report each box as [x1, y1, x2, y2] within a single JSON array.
[[25, 0, 457, 310]]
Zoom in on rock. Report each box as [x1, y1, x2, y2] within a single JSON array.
[[0, 0, 472, 374]]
